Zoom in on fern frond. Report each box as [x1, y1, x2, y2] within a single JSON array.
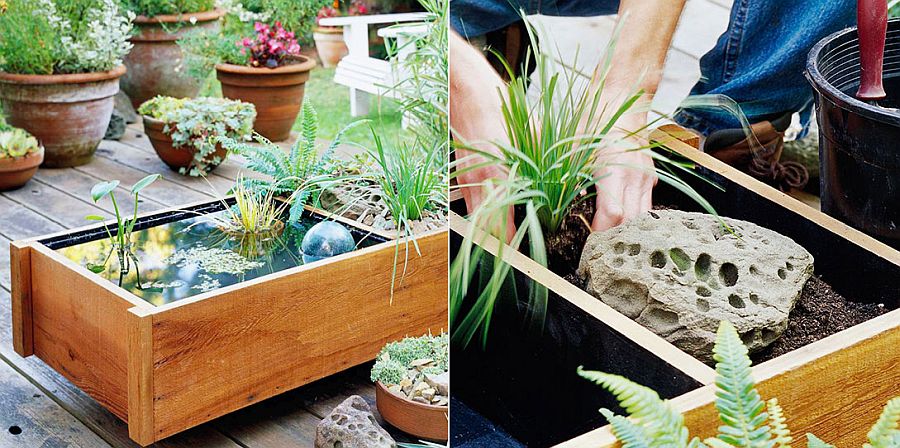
[[807, 434, 835, 448], [317, 119, 369, 173], [578, 367, 691, 448], [865, 397, 900, 448], [293, 102, 318, 177], [767, 399, 792, 447], [599, 408, 653, 448], [711, 321, 771, 447]]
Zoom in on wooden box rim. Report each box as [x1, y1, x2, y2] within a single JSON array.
[[450, 130, 900, 447]]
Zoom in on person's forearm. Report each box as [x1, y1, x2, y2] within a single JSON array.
[[604, 0, 686, 94], [449, 30, 506, 143]]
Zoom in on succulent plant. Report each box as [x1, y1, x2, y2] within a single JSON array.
[[0, 128, 41, 159]]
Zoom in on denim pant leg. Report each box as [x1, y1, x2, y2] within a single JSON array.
[[450, 0, 620, 38], [674, 0, 856, 136]]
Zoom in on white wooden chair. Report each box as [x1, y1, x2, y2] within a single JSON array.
[[318, 12, 428, 117]]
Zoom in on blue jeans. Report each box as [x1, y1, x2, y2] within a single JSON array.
[[450, 0, 856, 135]]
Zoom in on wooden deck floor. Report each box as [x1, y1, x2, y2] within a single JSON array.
[[0, 124, 408, 447]]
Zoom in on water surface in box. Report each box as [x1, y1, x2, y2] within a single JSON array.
[[55, 210, 379, 306]]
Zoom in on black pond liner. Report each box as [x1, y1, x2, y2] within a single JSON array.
[[807, 18, 900, 248], [39, 198, 388, 250], [451, 157, 900, 447]]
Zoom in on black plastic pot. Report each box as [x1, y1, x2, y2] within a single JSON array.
[[807, 20, 900, 247]]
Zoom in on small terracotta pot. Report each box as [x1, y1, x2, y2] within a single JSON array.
[[122, 9, 224, 108], [143, 116, 228, 174], [375, 381, 448, 442], [0, 66, 125, 167], [0, 149, 44, 191], [313, 27, 348, 68], [216, 57, 317, 142]]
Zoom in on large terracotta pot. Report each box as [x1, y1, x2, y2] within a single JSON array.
[[0, 66, 125, 167], [122, 9, 224, 109], [142, 116, 227, 174], [216, 57, 317, 142], [375, 381, 448, 442], [0, 149, 43, 191], [313, 27, 348, 68]]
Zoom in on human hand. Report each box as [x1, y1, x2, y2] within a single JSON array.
[[591, 117, 658, 231]]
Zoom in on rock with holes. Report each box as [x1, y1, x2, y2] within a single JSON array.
[[315, 395, 396, 448], [578, 209, 813, 362]]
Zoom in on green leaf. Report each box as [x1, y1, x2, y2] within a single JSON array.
[[807, 434, 836, 448], [131, 174, 161, 195], [600, 408, 653, 448], [866, 397, 900, 448], [91, 180, 120, 203], [85, 263, 106, 274], [84, 215, 106, 221]]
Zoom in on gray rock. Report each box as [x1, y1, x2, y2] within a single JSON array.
[[104, 112, 126, 141], [425, 371, 449, 396], [315, 396, 396, 448], [114, 90, 139, 124], [578, 210, 813, 361]]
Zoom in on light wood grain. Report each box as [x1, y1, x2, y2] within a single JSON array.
[[28, 243, 149, 421], [127, 307, 155, 446], [146, 230, 448, 441], [10, 241, 33, 356]]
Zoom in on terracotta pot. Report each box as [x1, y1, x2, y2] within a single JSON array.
[[375, 381, 448, 442], [0, 66, 126, 167], [122, 9, 224, 108], [143, 116, 228, 174], [0, 149, 44, 191], [216, 57, 317, 142], [313, 27, 348, 68]]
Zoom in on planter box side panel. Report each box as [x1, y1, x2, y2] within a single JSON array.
[[10, 241, 34, 356], [148, 232, 449, 441], [28, 244, 138, 420]]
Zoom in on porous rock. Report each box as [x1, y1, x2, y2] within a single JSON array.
[[315, 395, 396, 448], [104, 112, 126, 141], [578, 210, 813, 361]]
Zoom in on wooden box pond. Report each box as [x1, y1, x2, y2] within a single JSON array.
[[450, 132, 900, 447], [9, 199, 448, 446]]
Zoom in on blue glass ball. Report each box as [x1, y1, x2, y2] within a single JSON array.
[[301, 221, 355, 263]]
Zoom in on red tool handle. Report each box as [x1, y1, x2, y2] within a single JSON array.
[[857, 0, 888, 100]]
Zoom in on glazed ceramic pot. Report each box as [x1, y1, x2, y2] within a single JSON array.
[[313, 27, 348, 68], [122, 9, 224, 108], [0, 66, 125, 167], [375, 381, 448, 442], [0, 149, 44, 191], [143, 116, 227, 173], [215, 56, 317, 142]]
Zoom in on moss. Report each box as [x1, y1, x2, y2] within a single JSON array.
[[370, 333, 448, 384]]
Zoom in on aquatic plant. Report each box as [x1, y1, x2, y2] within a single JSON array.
[[164, 244, 264, 275], [219, 101, 363, 224], [580, 320, 900, 448], [85, 174, 161, 287], [138, 96, 256, 176], [449, 19, 715, 347], [0, 128, 41, 158]]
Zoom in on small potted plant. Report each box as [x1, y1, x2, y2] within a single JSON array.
[[0, 126, 44, 191], [120, 0, 225, 108], [371, 333, 449, 442], [0, 0, 132, 167], [313, 0, 368, 68], [137, 96, 255, 176], [215, 21, 317, 141]]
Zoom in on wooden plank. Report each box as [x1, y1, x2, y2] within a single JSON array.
[[0, 357, 113, 448], [126, 308, 155, 446], [32, 168, 166, 217], [0, 234, 10, 290], [28, 243, 149, 421], [145, 231, 449, 441], [0, 195, 63, 241], [0, 289, 241, 448], [97, 140, 235, 195], [2, 178, 111, 229], [75, 156, 211, 207], [9, 241, 32, 357]]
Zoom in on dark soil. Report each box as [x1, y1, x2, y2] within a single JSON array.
[[752, 276, 888, 362], [544, 202, 889, 364]]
